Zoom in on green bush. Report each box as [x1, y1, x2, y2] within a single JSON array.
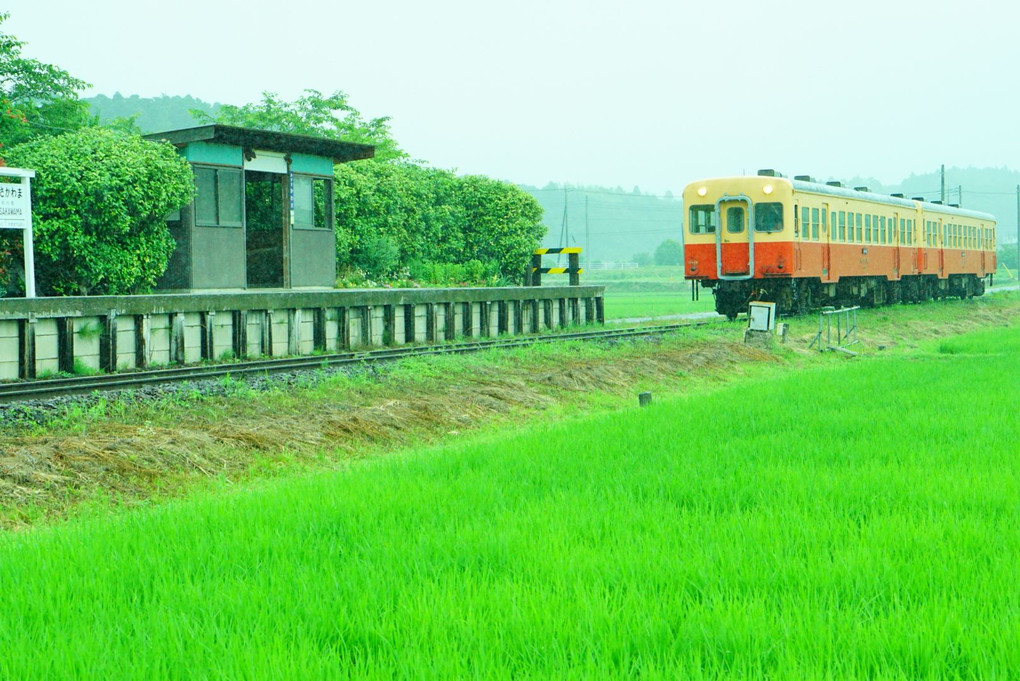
[[3, 128, 194, 295], [352, 233, 400, 280], [408, 259, 503, 287], [334, 163, 544, 285]]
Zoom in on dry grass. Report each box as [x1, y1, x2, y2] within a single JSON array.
[[1, 295, 1016, 529]]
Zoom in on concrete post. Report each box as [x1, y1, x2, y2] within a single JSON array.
[[134, 314, 151, 368]]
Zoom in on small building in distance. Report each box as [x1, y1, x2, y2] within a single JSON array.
[[144, 125, 374, 291]]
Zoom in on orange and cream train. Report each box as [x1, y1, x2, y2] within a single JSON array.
[[682, 171, 997, 319]]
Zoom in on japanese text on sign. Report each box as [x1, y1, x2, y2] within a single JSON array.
[[0, 183, 29, 229]]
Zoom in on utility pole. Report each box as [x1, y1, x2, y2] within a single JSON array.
[[585, 194, 590, 269], [558, 187, 569, 265], [940, 164, 946, 204]]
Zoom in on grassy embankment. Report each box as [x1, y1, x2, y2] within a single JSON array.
[[0, 296, 1018, 678]]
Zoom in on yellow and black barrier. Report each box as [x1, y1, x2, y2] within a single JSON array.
[[526, 248, 583, 286]]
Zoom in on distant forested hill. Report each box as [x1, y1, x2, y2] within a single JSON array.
[[844, 167, 1020, 246], [85, 93, 221, 133], [520, 183, 682, 265]]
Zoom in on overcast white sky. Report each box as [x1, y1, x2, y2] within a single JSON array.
[[6, 0, 1020, 194]]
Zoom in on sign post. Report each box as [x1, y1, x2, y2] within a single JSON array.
[[0, 167, 36, 298]]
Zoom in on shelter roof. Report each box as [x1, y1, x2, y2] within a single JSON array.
[[143, 124, 375, 164]]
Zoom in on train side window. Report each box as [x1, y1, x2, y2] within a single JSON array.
[[838, 211, 846, 241], [800, 206, 809, 239], [830, 211, 835, 238], [821, 208, 827, 240], [855, 213, 863, 243], [754, 203, 783, 233], [865, 214, 872, 242], [689, 205, 716, 234], [879, 216, 885, 244], [811, 208, 820, 241], [727, 206, 745, 233]]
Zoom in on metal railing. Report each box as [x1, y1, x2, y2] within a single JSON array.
[[809, 306, 860, 354]]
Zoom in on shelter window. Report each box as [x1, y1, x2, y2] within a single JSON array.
[[689, 205, 716, 234], [755, 203, 783, 233], [293, 175, 333, 230], [194, 166, 243, 228]]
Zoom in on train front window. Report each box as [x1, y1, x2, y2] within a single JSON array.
[[689, 205, 716, 234], [754, 202, 783, 233], [727, 207, 745, 233]]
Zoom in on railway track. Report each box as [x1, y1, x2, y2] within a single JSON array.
[[0, 321, 716, 403]]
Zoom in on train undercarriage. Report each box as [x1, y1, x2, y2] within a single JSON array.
[[703, 274, 988, 320]]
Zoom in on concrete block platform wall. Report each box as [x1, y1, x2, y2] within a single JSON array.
[[0, 286, 605, 381]]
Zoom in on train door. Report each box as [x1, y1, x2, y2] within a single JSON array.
[[794, 204, 802, 272], [892, 211, 900, 276], [980, 228, 987, 274], [821, 202, 831, 279], [718, 198, 751, 277], [937, 218, 945, 276]]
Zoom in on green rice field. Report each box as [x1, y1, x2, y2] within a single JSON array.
[[603, 290, 714, 320], [1, 325, 1018, 678]]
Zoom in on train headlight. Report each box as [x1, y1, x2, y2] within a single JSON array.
[[763, 184, 774, 195], [697, 186, 707, 197]]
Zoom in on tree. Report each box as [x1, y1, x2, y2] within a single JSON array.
[[194, 89, 407, 162], [3, 128, 195, 295], [0, 12, 92, 151], [213, 91, 547, 284], [457, 175, 545, 282], [653, 239, 683, 266]]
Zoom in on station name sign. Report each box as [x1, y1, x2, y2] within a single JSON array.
[[0, 182, 30, 229]]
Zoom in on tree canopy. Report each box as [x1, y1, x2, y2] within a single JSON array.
[[653, 239, 682, 266], [3, 128, 195, 295], [0, 12, 92, 151], [205, 91, 546, 284], [193, 89, 407, 163]]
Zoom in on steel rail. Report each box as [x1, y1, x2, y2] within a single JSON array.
[[0, 321, 717, 403]]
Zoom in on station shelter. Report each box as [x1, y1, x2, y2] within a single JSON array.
[[144, 125, 374, 290]]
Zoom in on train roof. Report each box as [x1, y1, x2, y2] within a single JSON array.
[[685, 176, 996, 223], [789, 179, 995, 222]]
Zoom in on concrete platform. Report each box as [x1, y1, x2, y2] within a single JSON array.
[[0, 286, 605, 380]]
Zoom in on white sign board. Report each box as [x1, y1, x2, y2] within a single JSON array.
[[748, 301, 776, 331], [0, 181, 31, 230], [0, 167, 37, 298]]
